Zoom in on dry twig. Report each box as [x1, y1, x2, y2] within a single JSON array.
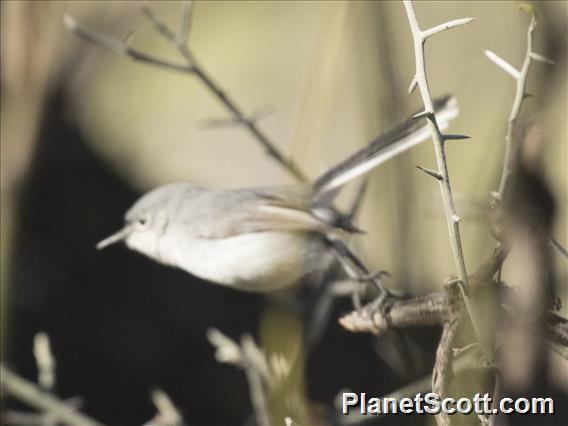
[[0, 365, 105, 426], [63, 2, 306, 182], [485, 6, 553, 201], [206, 329, 275, 426], [144, 388, 184, 426]]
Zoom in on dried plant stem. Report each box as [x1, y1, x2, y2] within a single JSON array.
[[147, 388, 184, 426], [64, 3, 306, 182], [432, 283, 463, 426], [485, 14, 553, 200], [0, 365, 105, 426], [33, 332, 56, 391], [207, 329, 272, 426], [402, 1, 486, 355]]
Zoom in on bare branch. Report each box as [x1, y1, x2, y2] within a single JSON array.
[[63, 13, 192, 73], [432, 282, 463, 426], [147, 388, 184, 426], [488, 14, 553, 201], [422, 17, 475, 40], [3, 398, 83, 426], [484, 50, 520, 79], [64, 7, 307, 182], [402, 0, 486, 355], [206, 328, 244, 365], [33, 332, 56, 391], [207, 329, 272, 426], [0, 365, 105, 426], [200, 104, 276, 129], [176, 1, 194, 46], [142, 6, 178, 42], [339, 292, 446, 334]]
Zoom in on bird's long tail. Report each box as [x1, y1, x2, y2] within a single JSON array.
[[312, 95, 459, 203]]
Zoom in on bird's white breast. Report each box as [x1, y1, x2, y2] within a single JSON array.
[[160, 231, 315, 292]]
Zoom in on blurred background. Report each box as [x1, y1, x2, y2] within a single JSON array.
[[1, 1, 566, 425]]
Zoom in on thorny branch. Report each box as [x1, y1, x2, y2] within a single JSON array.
[[58, 3, 567, 425], [63, 2, 307, 182], [485, 7, 567, 261], [485, 9, 553, 202], [401, 1, 487, 357]]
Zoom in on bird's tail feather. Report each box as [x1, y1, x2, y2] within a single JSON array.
[[312, 95, 459, 203]]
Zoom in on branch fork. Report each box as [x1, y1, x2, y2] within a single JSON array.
[[485, 11, 554, 201], [402, 1, 487, 362], [64, 2, 306, 182]]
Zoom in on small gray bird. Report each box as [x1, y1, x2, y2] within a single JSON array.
[[97, 96, 458, 292]]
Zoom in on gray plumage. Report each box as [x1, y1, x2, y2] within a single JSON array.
[[97, 96, 459, 291]]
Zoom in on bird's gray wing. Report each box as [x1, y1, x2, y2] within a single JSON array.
[[177, 186, 333, 239]]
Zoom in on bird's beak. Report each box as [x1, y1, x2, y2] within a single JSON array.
[[96, 225, 132, 250]]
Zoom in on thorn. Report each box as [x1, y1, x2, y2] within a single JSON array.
[[443, 134, 471, 141], [530, 52, 554, 64], [411, 109, 434, 120], [408, 76, 418, 95], [484, 50, 521, 80], [415, 165, 443, 181], [522, 93, 533, 100], [421, 17, 475, 40], [451, 213, 461, 223]]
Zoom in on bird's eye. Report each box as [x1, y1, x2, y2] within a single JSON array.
[[137, 215, 149, 227]]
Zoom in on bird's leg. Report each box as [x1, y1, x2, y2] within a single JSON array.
[[327, 238, 394, 311]]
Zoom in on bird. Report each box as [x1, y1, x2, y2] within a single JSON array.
[[97, 96, 458, 294]]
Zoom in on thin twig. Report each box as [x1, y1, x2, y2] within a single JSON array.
[[147, 388, 184, 426], [63, 14, 193, 73], [176, 1, 194, 47], [3, 398, 83, 426], [432, 282, 463, 426], [33, 332, 56, 391], [550, 236, 568, 259], [402, 0, 487, 356], [64, 5, 307, 182], [486, 10, 552, 201], [207, 329, 273, 426], [0, 365, 105, 426]]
